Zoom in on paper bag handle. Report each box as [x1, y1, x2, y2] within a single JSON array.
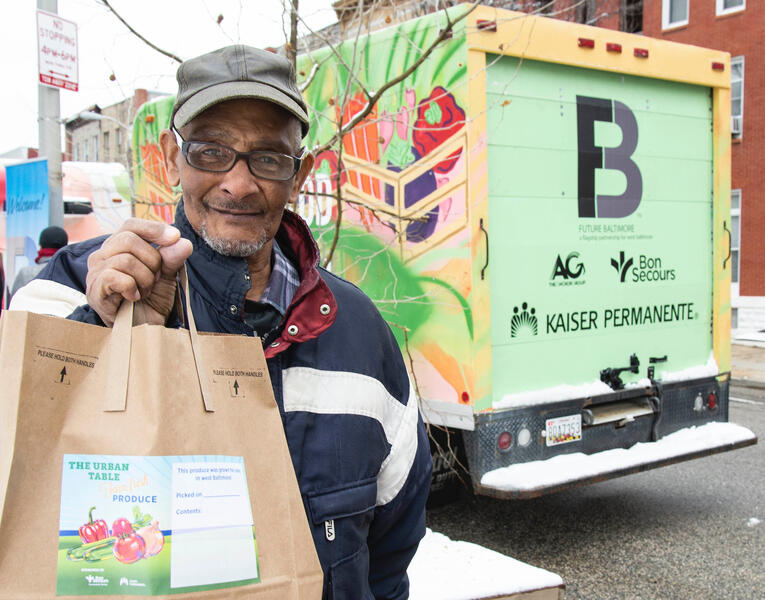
[[179, 266, 215, 412], [103, 264, 215, 413], [103, 299, 134, 412]]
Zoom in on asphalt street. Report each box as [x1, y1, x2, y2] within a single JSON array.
[[426, 390, 764, 599]]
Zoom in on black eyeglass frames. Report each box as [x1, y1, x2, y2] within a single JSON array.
[[175, 130, 304, 181]]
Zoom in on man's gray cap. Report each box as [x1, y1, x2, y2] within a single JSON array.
[[171, 45, 309, 136]]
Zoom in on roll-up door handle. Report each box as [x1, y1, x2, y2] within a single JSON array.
[[480, 218, 489, 280], [723, 220, 732, 270]]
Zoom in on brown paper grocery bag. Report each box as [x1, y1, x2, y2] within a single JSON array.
[[0, 285, 323, 598]]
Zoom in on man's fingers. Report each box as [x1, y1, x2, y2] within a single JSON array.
[[100, 231, 163, 273], [100, 270, 142, 304], [85, 220, 190, 327], [118, 218, 182, 247], [108, 254, 158, 298], [158, 238, 194, 279]]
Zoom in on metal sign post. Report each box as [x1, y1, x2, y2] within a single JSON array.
[[36, 1, 77, 228]]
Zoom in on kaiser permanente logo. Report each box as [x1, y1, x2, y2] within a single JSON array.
[[510, 300, 697, 339], [611, 251, 676, 283], [510, 302, 538, 338], [577, 95, 642, 219]]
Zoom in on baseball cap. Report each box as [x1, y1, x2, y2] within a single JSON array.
[[39, 226, 68, 249], [171, 45, 309, 137]]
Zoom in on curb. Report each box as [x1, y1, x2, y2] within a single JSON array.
[[730, 377, 765, 391]]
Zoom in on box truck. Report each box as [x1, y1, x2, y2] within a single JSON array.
[[130, 4, 756, 499]]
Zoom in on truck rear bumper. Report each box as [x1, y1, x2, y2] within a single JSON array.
[[477, 422, 757, 500]]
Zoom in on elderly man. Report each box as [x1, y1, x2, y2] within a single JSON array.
[[15, 46, 431, 599]]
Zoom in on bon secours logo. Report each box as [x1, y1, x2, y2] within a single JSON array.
[[550, 252, 586, 287], [611, 251, 676, 283], [510, 299, 697, 338]]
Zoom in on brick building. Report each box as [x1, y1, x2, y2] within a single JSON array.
[[65, 89, 167, 169], [641, 0, 762, 331]]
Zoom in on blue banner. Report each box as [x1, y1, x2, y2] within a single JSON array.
[[6, 158, 49, 238], [5, 159, 49, 274]]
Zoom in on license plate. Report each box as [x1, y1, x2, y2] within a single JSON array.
[[545, 414, 582, 447]]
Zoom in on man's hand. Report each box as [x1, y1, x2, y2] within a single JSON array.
[[85, 219, 193, 327]]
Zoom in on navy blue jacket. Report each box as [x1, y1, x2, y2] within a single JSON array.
[[17, 203, 432, 599]]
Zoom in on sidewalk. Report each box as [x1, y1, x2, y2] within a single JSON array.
[[731, 342, 765, 389]]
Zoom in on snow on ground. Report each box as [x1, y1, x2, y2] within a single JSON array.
[[408, 529, 563, 600], [481, 422, 755, 493], [733, 330, 765, 348], [495, 354, 719, 410], [747, 518, 761, 528]]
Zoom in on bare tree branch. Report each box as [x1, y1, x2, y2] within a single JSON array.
[[99, 0, 183, 63], [287, 0, 299, 68]]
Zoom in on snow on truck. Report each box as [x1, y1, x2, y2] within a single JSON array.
[[130, 5, 756, 500]]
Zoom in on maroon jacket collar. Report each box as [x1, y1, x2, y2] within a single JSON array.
[[267, 209, 337, 358]]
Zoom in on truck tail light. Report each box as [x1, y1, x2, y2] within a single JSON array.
[[707, 392, 718, 410], [634, 48, 649, 58], [517, 427, 532, 447], [460, 391, 470, 404], [578, 38, 595, 49], [712, 62, 725, 71], [497, 431, 512, 451], [606, 43, 622, 53]]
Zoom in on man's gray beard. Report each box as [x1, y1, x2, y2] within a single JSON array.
[[199, 221, 268, 258]]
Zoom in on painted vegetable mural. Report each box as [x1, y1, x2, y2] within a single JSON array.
[[295, 9, 475, 408]]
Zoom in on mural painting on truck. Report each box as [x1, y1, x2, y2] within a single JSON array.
[[297, 7, 476, 415], [131, 97, 177, 224]]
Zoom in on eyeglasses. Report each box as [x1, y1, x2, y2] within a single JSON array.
[[176, 130, 304, 181]]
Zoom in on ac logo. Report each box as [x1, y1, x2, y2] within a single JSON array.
[[577, 95, 642, 219]]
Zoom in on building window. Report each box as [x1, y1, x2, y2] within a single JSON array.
[[662, 0, 688, 29], [93, 135, 99, 162], [731, 189, 741, 284], [717, 0, 745, 16], [621, 0, 642, 33], [117, 128, 123, 150], [73, 143, 79, 162], [731, 56, 744, 138], [83, 141, 89, 162], [103, 131, 110, 162]]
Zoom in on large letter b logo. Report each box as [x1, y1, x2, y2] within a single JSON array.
[[577, 95, 642, 218]]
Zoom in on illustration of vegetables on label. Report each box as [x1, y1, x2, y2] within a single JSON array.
[[66, 505, 162, 564]]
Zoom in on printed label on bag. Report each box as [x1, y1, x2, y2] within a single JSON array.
[[56, 455, 259, 596]]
